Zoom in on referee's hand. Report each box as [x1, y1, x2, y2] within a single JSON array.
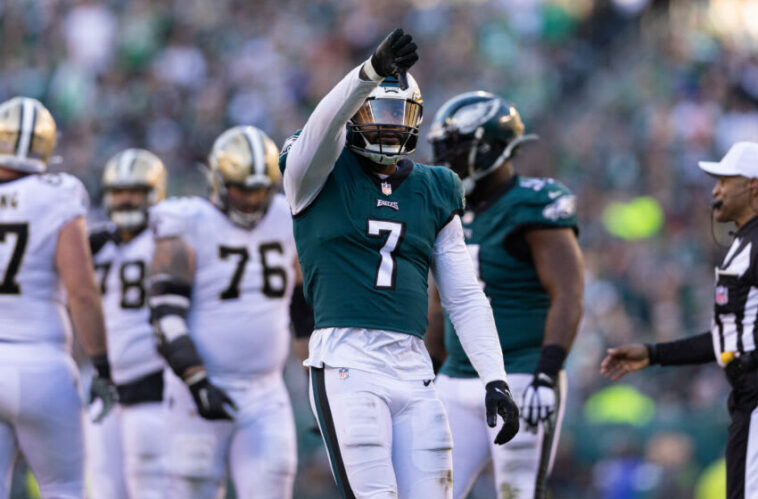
[[600, 344, 650, 381]]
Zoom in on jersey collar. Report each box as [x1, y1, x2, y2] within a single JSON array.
[[736, 214, 758, 238], [361, 157, 414, 194]]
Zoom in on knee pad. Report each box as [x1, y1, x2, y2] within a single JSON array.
[[410, 398, 453, 474]]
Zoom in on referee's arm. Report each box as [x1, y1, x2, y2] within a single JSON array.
[[600, 332, 715, 381]]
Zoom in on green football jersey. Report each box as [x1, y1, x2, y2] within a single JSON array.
[[441, 175, 578, 377], [281, 147, 464, 338]]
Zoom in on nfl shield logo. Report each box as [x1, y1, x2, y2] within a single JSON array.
[[339, 368, 349, 380], [381, 182, 392, 196], [716, 286, 729, 305]]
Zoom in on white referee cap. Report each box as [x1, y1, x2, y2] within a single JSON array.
[[699, 142, 758, 178]]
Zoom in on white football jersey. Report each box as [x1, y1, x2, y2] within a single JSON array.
[[0, 173, 88, 346], [91, 226, 163, 385], [150, 194, 296, 378]]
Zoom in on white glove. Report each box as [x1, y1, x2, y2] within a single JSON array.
[[520, 372, 556, 431]]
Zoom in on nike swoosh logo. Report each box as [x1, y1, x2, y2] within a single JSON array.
[[548, 191, 562, 199]]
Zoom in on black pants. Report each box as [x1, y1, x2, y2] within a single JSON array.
[[726, 368, 758, 499]]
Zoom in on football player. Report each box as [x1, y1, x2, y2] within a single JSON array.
[[280, 29, 519, 497], [148, 125, 308, 498], [0, 96, 113, 498], [427, 92, 584, 498], [86, 149, 168, 499]]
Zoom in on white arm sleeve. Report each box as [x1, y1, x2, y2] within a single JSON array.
[[283, 64, 380, 215], [431, 215, 507, 386]]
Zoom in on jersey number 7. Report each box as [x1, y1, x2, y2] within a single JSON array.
[[367, 219, 405, 290], [0, 223, 29, 295]]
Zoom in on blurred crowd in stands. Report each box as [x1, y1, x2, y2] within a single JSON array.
[[3, 0, 758, 496]]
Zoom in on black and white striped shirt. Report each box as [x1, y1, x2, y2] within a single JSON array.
[[713, 216, 758, 365]]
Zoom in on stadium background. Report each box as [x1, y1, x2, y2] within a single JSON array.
[[3, 0, 758, 496]]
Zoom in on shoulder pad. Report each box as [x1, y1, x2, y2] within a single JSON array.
[[150, 196, 205, 239]]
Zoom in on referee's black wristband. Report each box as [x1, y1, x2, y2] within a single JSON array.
[[535, 345, 567, 377], [645, 343, 660, 365]]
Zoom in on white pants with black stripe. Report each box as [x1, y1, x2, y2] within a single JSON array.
[[0, 346, 84, 499], [436, 372, 567, 499], [309, 366, 453, 498], [86, 402, 166, 499], [163, 370, 297, 499]]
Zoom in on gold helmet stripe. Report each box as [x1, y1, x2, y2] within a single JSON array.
[[16, 98, 37, 159], [243, 126, 266, 178]]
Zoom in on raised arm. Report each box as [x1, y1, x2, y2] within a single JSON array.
[[431, 215, 519, 444], [283, 28, 418, 214]]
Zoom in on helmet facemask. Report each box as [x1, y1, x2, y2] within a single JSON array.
[[104, 187, 153, 232], [102, 148, 167, 232], [213, 171, 275, 230], [347, 75, 423, 167]]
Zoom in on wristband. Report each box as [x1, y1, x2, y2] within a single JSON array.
[[362, 57, 382, 82], [535, 345, 567, 377], [91, 353, 111, 380], [645, 343, 660, 365]]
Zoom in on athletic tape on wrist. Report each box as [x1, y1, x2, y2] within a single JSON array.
[[362, 57, 382, 82]]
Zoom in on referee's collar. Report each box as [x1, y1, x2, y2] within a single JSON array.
[[736, 214, 758, 237]]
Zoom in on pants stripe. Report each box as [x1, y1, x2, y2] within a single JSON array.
[[534, 372, 564, 499], [311, 367, 355, 499]]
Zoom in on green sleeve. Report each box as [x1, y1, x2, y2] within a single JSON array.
[[431, 166, 465, 229]]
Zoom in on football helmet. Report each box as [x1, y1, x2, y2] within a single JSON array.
[[428, 91, 537, 193], [0, 96, 57, 173], [207, 125, 280, 229], [102, 148, 167, 231], [347, 74, 423, 166]]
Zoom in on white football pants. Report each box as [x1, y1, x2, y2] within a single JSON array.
[[163, 370, 296, 499], [436, 372, 567, 499], [309, 366, 453, 498], [0, 345, 84, 499], [86, 402, 166, 499]]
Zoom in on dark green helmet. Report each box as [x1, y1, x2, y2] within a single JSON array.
[[428, 91, 537, 193]]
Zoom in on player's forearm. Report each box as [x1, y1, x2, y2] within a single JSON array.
[[69, 290, 107, 356], [542, 292, 583, 350], [284, 65, 379, 213], [432, 218, 506, 385]]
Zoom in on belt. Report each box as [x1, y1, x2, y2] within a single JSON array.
[[723, 351, 758, 386], [117, 370, 164, 406]]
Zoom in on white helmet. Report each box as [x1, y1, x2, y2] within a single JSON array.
[[347, 73, 423, 166]]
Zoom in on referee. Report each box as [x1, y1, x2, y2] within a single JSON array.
[[601, 142, 758, 499]]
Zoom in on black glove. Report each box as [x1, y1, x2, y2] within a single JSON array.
[[89, 353, 117, 423], [485, 380, 520, 445], [369, 28, 419, 88], [187, 373, 238, 421]]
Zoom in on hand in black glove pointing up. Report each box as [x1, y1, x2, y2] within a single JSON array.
[[364, 28, 418, 89]]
